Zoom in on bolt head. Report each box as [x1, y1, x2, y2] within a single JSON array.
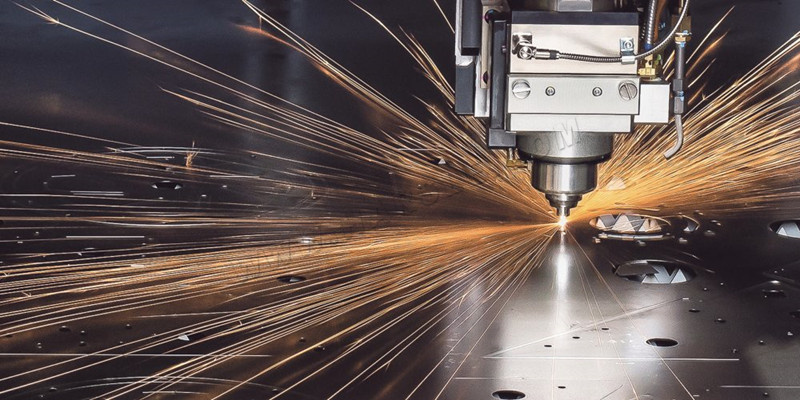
[[545, 86, 556, 96], [512, 80, 531, 99], [618, 81, 638, 101], [592, 87, 603, 97]]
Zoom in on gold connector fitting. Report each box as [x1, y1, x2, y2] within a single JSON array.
[[674, 31, 692, 43], [638, 54, 662, 79]]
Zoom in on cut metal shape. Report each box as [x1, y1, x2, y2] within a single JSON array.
[[772, 220, 800, 238], [614, 260, 696, 284], [590, 213, 665, 234]]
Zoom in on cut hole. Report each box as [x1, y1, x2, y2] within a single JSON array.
[[682, 216, 700, 233], [277, 276, 306, 284], [646, 338, 678, 347], [614, 260, 695, 284], [591, 213, 666, 234], [790, 310, 800, 319], [771, 221, 800, 239], [557, 386, 566, 389], [689, 308, 700, 313], [152, 181, 184, 190], [492, 390, 526, 399], [762, 289, 786, 298]]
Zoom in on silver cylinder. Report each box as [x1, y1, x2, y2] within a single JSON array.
[[516, 131, 614, 163], [519, 131, 613, 216], [532, 162, 597, 195], [532, 162, 599, 217]]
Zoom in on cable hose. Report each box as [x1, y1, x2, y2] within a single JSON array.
[[553, 0, 690, 64], [644, 0, 658, 49]]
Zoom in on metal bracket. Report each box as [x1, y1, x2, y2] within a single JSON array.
[[511, 32, 535, 60], [619, 37, 635, 64]]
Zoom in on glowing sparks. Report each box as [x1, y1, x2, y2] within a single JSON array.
[[573, 31, 800, 220], [558, 215, 568, 232]]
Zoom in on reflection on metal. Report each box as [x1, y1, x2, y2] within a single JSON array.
[[772, 221, 800, 238], [614, 260, 695, 284]]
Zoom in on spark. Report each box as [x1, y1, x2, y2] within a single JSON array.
[[558, 215, 568, 232]]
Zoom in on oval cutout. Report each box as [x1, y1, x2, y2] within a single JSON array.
[[646, 338, 678, 347], [152, 181, 184, 190], [762, 289, 786, 298], [591, 213, 666, 234], [682, 216, 700, 233], [277, 275, 306, 284], [614, 260, 695, 284], [493, 390, 526, 399], [771, 221, 800, 239]]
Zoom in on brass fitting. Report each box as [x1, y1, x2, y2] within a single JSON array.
[[638, 54, 662, 80]]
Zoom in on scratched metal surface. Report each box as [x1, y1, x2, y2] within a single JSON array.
[[1, 1, 800, 399]]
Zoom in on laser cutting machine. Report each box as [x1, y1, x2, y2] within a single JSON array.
[[455, 0, 691, 217]]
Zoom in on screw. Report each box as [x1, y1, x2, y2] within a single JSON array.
[[623, 40, 634, 50], [592, 87, 603, 97], [512, 80, 531, 99], [619, 38, 635, 53], [618, 81, 638, 101], [545, 86, 556, 96]]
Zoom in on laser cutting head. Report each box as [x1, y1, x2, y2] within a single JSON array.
[[454, 0, 690, 217]]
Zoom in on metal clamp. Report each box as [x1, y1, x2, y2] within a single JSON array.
[[619, 37, 635, 64], [512, 32, 535, 59], [511, 32, 559, 61]]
